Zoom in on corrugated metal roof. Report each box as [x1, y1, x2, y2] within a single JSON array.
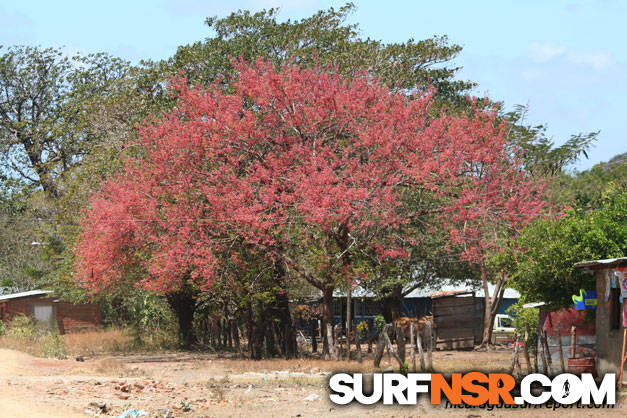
[[333, 280, 521, 299], [573, 257, 627, 269], [0, 290, 52, 301]]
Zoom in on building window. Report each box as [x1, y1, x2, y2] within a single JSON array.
[[609, 287, 621, 330]]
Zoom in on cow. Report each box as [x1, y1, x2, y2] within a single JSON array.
[[393, 315, 434, 342]]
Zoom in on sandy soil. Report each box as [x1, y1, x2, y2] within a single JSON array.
[[0, 348, 624, 417]]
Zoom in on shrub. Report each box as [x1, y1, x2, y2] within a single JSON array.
[[373, 315, 386, 335], [40, 333, 68, 359], [506, 302, 539, 343], [5, 315, 37, 339]]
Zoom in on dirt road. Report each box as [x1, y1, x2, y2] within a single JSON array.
[[0, 348, 624, 417]]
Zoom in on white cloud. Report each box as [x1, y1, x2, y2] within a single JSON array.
[[568, 50, 613, 70], [527, 42, 614, 70], [528, 42, 566, 63]]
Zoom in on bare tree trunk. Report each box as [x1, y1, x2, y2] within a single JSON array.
[[322, 286, 333, 358], [310, 320, 318, 353], [346, 289, 352, 360], [326, 323, 338, 360], [227, 318, 233, 348], [479, 268, 507, 348], [231, 319, 240, 350]]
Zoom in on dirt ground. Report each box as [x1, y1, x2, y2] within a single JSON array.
[[0, 348, 624, 417]]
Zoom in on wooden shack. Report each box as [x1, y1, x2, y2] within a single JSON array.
[[431, 290, 484, 349], [0, 290, 101, 334]]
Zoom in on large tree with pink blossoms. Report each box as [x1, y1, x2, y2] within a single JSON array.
[[75, 59, 545, 354]]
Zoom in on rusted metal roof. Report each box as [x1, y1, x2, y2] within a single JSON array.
[[573, 257, 627, 269], [431, 289, 474, 299]]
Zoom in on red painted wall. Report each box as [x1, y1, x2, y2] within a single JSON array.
[[1, 295, 101, 334]]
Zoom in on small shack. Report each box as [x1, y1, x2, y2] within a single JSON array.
[[0, 290, 101, 334], [431, 290, 484, 349], [573, 257, 627, 376]]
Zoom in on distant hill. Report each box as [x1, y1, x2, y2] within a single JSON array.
[[549, 152, 626, 209]]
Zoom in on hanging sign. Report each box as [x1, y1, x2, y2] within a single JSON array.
[[572, 289, 597, 310]]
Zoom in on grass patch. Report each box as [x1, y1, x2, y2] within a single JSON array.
[[0, 315, 67, 358]]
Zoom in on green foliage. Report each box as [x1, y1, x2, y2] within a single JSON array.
[[548, 153, 626, 210], [180, 400, 191, 413], [400, 360, 410, 374], [0, 46, 129, 197], [506, 302, 539, 342], [5, 315, 37, 339], [39, 332, 68, 359], [373, 315, 386, 334], [99, 290, 176, 345], [0, 315, 68, 358], [512, 188, 626, 308], [504, 105, 598, 177], [171, 3, 473, 108]]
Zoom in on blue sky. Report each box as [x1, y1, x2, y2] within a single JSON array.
[[1, 0, 624, 170]]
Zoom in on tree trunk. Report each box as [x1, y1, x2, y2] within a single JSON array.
[[227, 318, 233, 348], [275, 288, 297, 359], [382, 294, 401, 324], [310, 320, 318, 353], [165, 286, 198, 348], [322, 286, 334, 359], [251, 302, 266, 360], [247, 304, 254, 356], [231, 319, 240, 350], [382, 284, 404, 324], [478, 268, 507, 348], [266, 322, 277, 357], [346, 289, 352, 360]]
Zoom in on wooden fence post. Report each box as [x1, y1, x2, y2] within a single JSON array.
[[410, 323, 416, 372], [570, 326, 577, 358], [557, 333, 566, 373], [523, 322, 532, 374], [396, 325, 406, 364], [542, 330, 552, 374], [374, 324, 390, 368], [416, 325, 425, 371], [509, 332, 521, 377], [425, 320, 433, 371], [384, 327, 404, 368]]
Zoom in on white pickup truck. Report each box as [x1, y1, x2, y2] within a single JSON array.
[[491, 314, 516, 345]]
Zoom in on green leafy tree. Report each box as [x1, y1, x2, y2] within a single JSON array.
[[512, 187, 626, 309], [0, 46, 129, 198], [171, 3, 473, 107]]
